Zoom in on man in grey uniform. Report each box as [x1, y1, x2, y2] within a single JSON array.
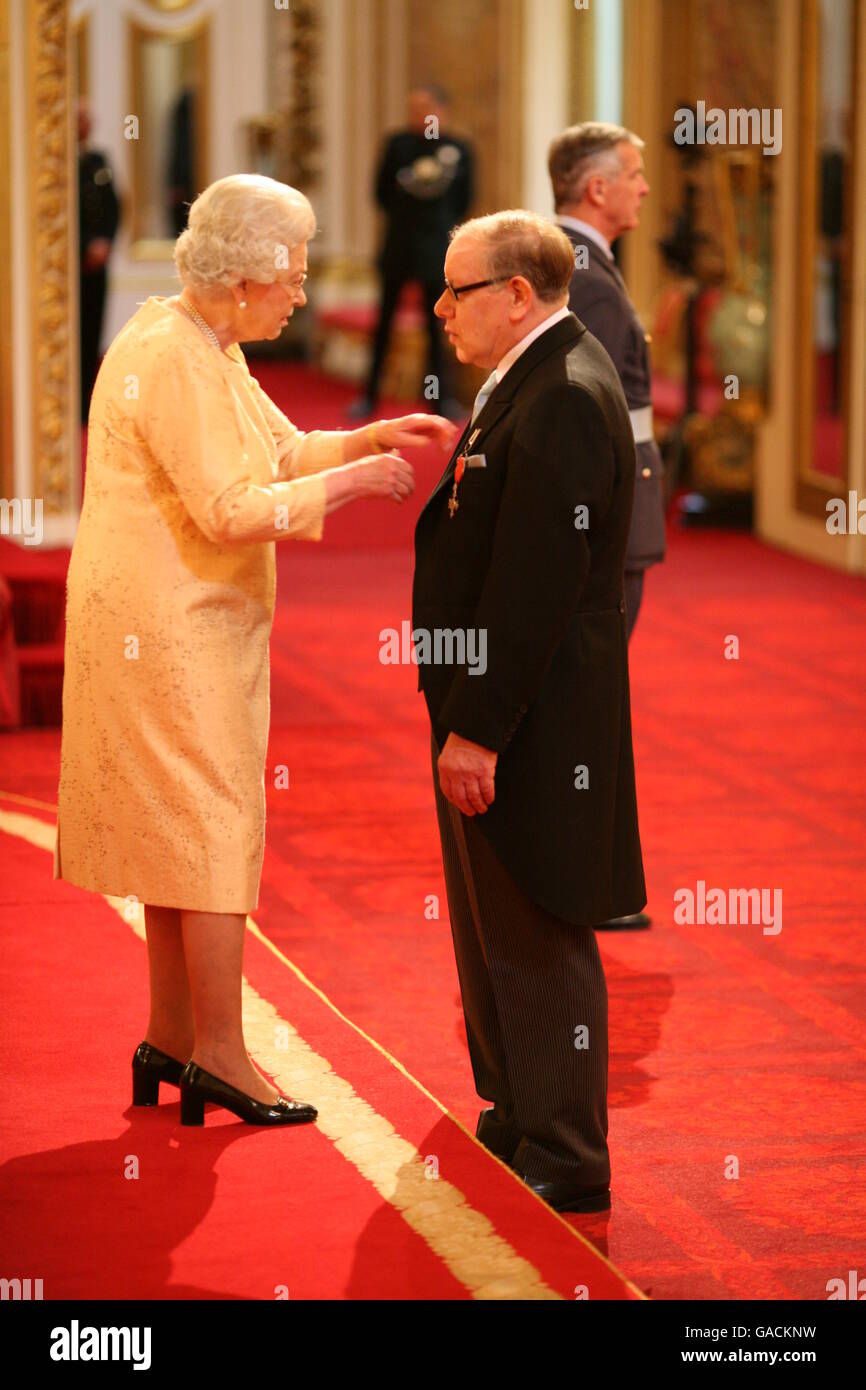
[[549, 122, 666, 932]]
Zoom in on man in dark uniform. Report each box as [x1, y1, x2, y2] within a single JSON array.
[[167, 87, 196, 238], [350, 85, 474, 420], [549, 122, 666, 932], [78, 98, 120, 422], [413, 211, 646, 1212]]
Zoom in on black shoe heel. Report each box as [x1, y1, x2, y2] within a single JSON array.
[[180, 1088, 206, 1125], [132, 1071, 161, 1106], [131, 1040, 185, 1107]]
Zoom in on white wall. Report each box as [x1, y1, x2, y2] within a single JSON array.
[[594, 0, 623, 126], [521, 0, 570, 214], [520, 0, 624, 213]]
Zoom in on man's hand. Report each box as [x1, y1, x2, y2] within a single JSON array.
[[438, 732, 497, 816]]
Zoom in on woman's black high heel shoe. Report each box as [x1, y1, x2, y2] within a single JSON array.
[[132, 1040, 186, 1106], [179, 1060, 318, 1127]]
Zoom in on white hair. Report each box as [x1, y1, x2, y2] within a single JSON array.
[[174, 174, 316, 290]]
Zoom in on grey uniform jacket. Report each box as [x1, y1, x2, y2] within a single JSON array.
[[560, 226, 666, 572]]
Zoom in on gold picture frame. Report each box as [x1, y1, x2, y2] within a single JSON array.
[[127, 14, 209, 259], [795, 0, 858, 516]]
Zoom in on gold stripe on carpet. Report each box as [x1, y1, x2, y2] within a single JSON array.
[[2, 805, 569, 1300]]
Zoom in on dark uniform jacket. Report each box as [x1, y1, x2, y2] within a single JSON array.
[[79, 148, 120, 262], [559, 224, 666, 572], [375, 130, 474, 281], [413, 313, 646, 926]]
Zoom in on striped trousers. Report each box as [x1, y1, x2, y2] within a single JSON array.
[[431, 732, 611, 1185]]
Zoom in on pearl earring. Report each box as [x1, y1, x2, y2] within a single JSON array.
[[239, 299, 247, 309]]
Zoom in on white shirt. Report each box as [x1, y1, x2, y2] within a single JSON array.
[[493, 304, 572, 385], [555, 214, 613, 261]]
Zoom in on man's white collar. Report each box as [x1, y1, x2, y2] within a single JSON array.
[[494, 305, 572, 383]]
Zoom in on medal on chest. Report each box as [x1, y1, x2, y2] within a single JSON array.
[[448, 428, 481, 517]]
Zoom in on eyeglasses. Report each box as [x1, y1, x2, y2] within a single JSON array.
[[282, 272, 308, 295], [443, 275, 511, 302]]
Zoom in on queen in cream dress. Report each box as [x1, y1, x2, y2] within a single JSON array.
[[53, 292, 349, 913], [52, 193, 446, 921]]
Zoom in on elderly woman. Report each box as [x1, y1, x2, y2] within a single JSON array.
[[53, 174, 454, 1126]]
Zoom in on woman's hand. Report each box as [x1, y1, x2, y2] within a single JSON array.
[[322, 454, 415, 515], [342, 414, 458, 468], [351, 453, 416, 503], [372, 414, 459, 453]]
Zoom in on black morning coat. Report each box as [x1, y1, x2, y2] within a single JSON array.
[[412, 312, 647, 927], [559, 225, 667, 573]]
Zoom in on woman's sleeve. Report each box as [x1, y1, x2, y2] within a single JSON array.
[[135, 345, 328, 545], [242, 360, 352, 481]]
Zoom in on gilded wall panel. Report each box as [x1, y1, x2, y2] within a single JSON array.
[[27, 0, 76, 513]]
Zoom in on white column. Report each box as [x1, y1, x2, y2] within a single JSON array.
[[522, 0, 570, 213], [211, 0, 268, 178], [594, 0, 623, 125]]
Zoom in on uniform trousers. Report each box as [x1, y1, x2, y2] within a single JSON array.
[[431, 731, 611, 1185], [365, 268, 450, 405], [80, 265, 108, 422]]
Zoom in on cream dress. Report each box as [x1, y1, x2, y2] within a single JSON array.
[[54, 295, 346, 912]]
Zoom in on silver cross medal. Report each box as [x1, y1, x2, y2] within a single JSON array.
[[448, 428, 481, 518]]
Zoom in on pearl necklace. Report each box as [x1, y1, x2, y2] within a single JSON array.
[[177, 294, 222, 350]]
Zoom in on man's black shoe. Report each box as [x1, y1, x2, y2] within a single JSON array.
[[476, 1107, 521, 1164], [595, 912, 651, 931], [519, 1176, 611, 1213]]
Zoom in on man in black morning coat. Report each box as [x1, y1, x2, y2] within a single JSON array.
[[550, 121, 667, 933], [412, 211, 646, 1213]]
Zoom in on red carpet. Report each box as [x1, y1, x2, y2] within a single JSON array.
[[2, 362, 865, 1299], [2, 821, 627, 1299]]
